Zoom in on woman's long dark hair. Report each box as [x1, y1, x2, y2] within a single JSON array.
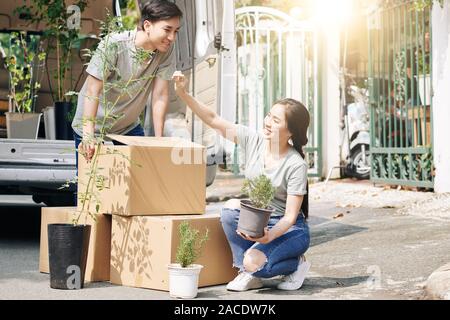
[[275, 98, 310, 219]]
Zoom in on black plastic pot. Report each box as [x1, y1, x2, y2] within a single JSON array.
[[48, 223, 91, 290], [238, 200, 275, 238], [54, 101, 74, 140]]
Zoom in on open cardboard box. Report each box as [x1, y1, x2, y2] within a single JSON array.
[[78, 135, 206, 216]]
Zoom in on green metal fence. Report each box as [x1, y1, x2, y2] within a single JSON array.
[[368, 0, 434, 188], [235, 7, 322, 177]]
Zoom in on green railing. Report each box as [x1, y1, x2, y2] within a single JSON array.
[[368, 0, 434, 188], [235, 7, 322, 177]]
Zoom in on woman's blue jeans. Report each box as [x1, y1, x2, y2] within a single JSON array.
[[220, 207, 310, 278]]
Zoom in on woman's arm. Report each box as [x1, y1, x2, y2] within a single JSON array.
[[239, 194, 304, 244], [172, 71, 238, 144]]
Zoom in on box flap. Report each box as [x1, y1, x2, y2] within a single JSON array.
[[107, 135, 205, 149]]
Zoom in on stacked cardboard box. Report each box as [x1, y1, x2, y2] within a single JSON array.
[[75, 135, 236, 290], [110, 214, 237, 291], [77, 135, 206, 216], [39, 207, 111, 282]]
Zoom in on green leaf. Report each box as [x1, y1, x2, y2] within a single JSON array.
[[242, 174, 275, 209], [175, 221, 209, 268]]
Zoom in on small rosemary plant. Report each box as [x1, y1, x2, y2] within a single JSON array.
[[241, 174, 276, 209], [176, 221, 209, 268]]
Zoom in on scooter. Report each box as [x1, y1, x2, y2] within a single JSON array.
[[343, 85, 371, 180]]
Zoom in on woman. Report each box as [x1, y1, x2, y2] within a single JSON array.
[[73, 0, 183, 163], [172, 71, 311, 292]]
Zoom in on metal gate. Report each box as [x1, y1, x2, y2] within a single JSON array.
[[368, 0, 434, 188], [235, 6, 322, 177]]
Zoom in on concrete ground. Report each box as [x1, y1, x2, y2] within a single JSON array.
[[1, 175, 450, 300]]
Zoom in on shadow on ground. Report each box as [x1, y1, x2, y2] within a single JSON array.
[[197, 275, 369, 299], [0, 205, 41, 239], [255, 275, 369, 296], [307, 215, 367, 248]]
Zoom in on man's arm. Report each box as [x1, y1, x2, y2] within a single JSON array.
[[80, 75, 103, 161], [83, 75, 103, 138], [151, 77, 170, 137]]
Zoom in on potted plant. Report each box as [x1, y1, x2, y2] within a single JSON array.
[[2, 31, 46, 139], [47, 217, 91, 290], [16, 0, 89, 140], [168, 221, 209, 299], [238, 174, 276, 238], [47, 12, 154, 290]]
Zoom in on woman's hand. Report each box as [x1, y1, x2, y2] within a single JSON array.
[[172, 70, 187, 95], [237, 227, 272, 244]]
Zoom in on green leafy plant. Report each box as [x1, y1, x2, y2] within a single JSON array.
[[119, 0, 140, 30], [241, 174, 276, 209], [413, 0, 444, 11], [416, 49, 430, 75], [16, 0, 89, 103], [2, 32, 46, 113], [176, 221, 209, 268]]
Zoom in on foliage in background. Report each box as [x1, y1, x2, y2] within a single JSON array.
[[413, 0, 445, 11], [176, 221, 209, 268], [119, 0, 140, 30], [242, 174, 276, 209], [1, 32, 46, 113], [15, 0, 89, 103]]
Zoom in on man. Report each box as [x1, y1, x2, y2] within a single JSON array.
[[72, 0, 182, 162]]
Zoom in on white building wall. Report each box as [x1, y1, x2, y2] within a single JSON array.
[[432, 1, 450, 192], [320, 25, 341, 179]]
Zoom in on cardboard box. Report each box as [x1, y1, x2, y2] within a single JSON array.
[[78, 135, 206, 216], [110, 213, 237, 291], [39, 207, 111, 282]]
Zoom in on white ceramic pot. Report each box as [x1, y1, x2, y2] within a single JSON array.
[[5, 112, 42, 139], [168, 263, 203, 299]]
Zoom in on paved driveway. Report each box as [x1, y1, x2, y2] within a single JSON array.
[[1, 191, 449, 300]]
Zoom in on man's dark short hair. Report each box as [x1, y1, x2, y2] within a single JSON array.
[[140, 0, 183, 28]]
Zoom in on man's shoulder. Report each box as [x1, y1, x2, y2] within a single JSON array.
[[109, 30, 136, 44]]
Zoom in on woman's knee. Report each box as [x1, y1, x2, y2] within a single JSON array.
[[243, 249, 267, 273], [220, 200, 240, 225], [220, 207, 237, 227], [223, 198, 241, 210]]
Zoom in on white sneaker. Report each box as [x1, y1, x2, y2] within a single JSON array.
[[226, 272, 263, 291], [277, 256, 311, 291]]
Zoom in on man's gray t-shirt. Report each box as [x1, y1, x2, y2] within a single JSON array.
[[72, 29, 176, 136], [236, 125, 308, 217]]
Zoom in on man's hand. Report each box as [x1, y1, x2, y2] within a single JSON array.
[[78, 139, 96, 163], [172, 70, 187, 94]]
